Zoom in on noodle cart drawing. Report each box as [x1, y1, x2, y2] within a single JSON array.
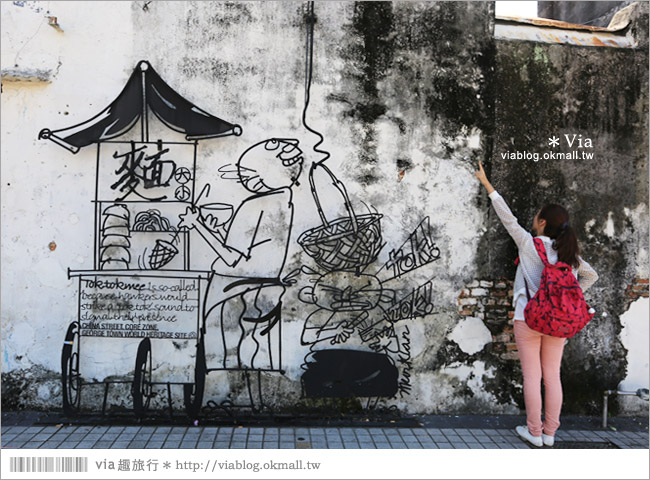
[[40, 5, 446, 420], [39, 60, 243, 418]]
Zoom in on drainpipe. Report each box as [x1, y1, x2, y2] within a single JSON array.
[[602, 388, 650, 428]]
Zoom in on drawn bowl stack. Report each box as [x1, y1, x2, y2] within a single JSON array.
[[100, 204, 131, 270]]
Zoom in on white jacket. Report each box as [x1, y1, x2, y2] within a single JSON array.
[[489, 191, 598, 319]]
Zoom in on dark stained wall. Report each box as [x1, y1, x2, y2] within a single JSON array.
[[487, 39, 649, 414]]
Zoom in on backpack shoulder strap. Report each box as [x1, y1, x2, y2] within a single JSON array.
[[533, 237, 550, 266]]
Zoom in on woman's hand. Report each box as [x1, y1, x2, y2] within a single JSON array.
[[475, 160, 495, 194]]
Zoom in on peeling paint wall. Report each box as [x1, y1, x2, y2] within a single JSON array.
[[618, 294, 650, 415], [1, 1, 648, 417]]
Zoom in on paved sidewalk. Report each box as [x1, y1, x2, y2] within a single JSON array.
[[2, 423, 647, 450]]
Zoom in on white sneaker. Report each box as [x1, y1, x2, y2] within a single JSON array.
[[542, 433, 554, 447], [516, 425, 543, 447]]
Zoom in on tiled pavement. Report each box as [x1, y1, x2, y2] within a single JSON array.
[[2, 424, 647, 449]]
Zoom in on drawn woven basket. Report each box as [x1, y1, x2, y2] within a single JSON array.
[[148, 239, 178, 270], [298, 163, 382, 273]]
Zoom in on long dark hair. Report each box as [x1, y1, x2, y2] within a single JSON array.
[[538, 204, 580, 267]]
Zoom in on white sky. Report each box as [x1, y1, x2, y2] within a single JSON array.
[[495, 1, 538, 18]]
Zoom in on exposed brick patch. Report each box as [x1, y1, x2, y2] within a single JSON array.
[[458, 278, 517, 361], [459, 277, 649, 362], [625, 277, 649, 299], [624, 277, 649, 310]]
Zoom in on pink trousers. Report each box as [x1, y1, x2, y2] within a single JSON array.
[[514, 320, 566, 437]]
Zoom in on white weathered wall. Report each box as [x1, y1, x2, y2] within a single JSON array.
[[2, 1, 647, 417], [619, 297, 650, 414], [2, 1, 135, 391], [1, 1, 494, 413]]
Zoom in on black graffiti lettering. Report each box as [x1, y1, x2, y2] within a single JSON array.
[[412, 282, 434, 317], [101, 323, 123, 329], [110, 142, 175, 201], [397, 326, 412, 398], [398, 368, 412, 397], [382, 217, 441, 280], [387, 248, 417, 279], [141, 148, 174, 189], [81, 290, 194, 303], [81, 279, 147, 291], [79, 276, 198, 340], [146, 280, 199, 293], [412, 220, 438, 264], [386, 281, 435, 322], [80, 310, 179, 323], [80, 329, 105, 336]]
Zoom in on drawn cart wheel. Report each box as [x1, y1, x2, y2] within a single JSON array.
[[183, 335, 206, 418], [132, 338, 153, 419], [61, 322, 81, 415]]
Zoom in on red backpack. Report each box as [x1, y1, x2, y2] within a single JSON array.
[[523, 238, 594, 338]]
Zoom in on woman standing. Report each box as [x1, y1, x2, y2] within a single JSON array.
[[475, 161, 598, 447]]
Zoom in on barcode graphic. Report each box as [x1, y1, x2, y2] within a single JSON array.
[[9, 457, 88, 473]]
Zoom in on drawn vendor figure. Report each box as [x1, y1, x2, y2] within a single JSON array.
[[179, 138, 303, 407]]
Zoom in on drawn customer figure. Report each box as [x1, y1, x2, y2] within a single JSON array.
[[297, 270, 400, 399], [179, 138, 304, 410]]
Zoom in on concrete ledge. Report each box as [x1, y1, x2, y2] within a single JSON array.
[[1, 68, 54, 83], [495, 2, 648, 49]]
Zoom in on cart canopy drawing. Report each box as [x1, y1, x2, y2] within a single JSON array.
[[39, 60, 241, 153]]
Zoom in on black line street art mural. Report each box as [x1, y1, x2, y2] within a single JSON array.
[[41, 3, 445, 420]]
